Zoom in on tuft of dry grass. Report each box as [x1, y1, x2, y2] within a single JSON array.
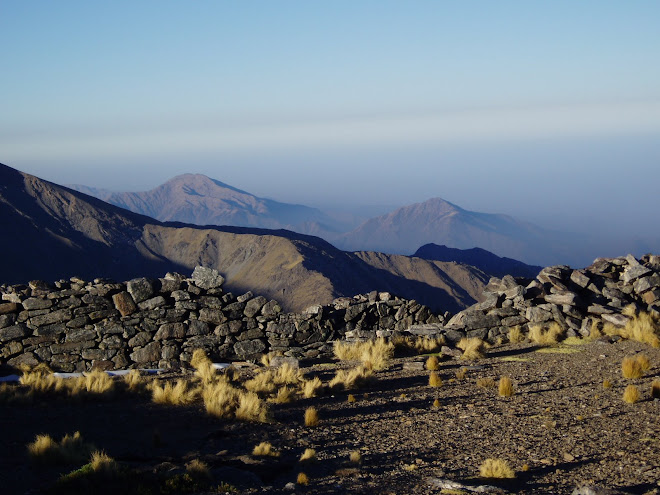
[[253, 442, 279, 457], [623, 384, 641, 404], [304, 406, 319, 427], [301, 377, 324, 398], [479, 458, 515, 479], [244, 371, 277, 395], [603, 379, 613, 389], [299, 448, 317, 462], [185, 459, 211, 478], [455, 367, 468, 380], [274, 363, 302, 385], [191, 349, 217, 384], [202, 380, 240, 419], [604, 310, 660, 347], [457, 338, 486, 360], [426, 356, 440, 371], [333, 338, 394, 370], [498, 377, 514, 397], [27, 431, 95, 465], [269, 386, 296, 404], [122, 370, 146, 393], [636, 354, 650, 371], [621, 356, 644, 379], [432, 398, 441, 409], [329, 366, 374, 391], [297, 472, 310, 485], [235, 391, 270, 423], [508, 326, 525, 343], [152, 379, 198, 406], [529, 322, 564, 345], [651, 379, 660, 399], [349, 451, 362, 464], [347, 394, 356, 403], [414, 336, 445, 353], [260, 351, 282, 367], [89, 451, 118, 475], [477, 377, 496, 389], [429, 372, 443, 387]]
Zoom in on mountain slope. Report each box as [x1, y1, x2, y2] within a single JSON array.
[[70, 174, 346, 237], [414, 243, 543, 278], [335, 197, 564, 265], [2, 164, 488, 312]]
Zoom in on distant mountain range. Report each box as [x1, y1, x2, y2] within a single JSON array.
[[69, 174, 351, 240], [71, 174, 588, 266], [3, 163, 490, 313], [414, 243, 542, 278]]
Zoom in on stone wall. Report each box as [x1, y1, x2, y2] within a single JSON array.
[[0, 267, 442, 372], [2, 255, 659, 373]]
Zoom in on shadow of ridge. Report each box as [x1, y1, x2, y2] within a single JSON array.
[[488, 345, 541, 358]]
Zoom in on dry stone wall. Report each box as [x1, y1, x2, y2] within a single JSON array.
[[2, 255, 659, 372], [0, 267, 442, 372]]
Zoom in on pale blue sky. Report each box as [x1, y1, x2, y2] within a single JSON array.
[[2, 1, 659, 238]]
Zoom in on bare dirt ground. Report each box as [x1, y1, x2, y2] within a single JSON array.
[[1, 338, 659, 495]]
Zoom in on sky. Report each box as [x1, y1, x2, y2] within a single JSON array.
[[2, 1, 660, 239]]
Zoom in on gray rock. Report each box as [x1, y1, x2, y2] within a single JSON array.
[[601, 313, 631, 327], [186, 319, 210, 336], [127, 278, 154, 303], [8, 352, 39, 368], [0, 324, 30, 341], [270, 356, 299, 369], [154, 323, 186, 340], [138, 296, 167, 311], [570, 270, 591, 288], [28, 309, 71, 328], [622, 264, 652, 284], [572, 486, 629, 495], [588, 304, 614, 315], [234, 339, 266, 357], [237, 291, 254, 303], [191, 266, 225, 290], [244, 296, 267, 318], [0, 313, 17, 329], [406, 323, 444, 336], [130, 342, 162, 363], [22, 297, 53, 310], [545, 291, 578, 306], [261, 300, 282, 318], [526, 306, 552, 323], [0, 302, 21, 315], [199, 308, 227, 325]]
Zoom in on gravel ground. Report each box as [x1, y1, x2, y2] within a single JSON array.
[[1, 338, 659, 495]]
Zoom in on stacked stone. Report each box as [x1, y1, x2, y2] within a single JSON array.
[[440, 254, 660, 342], [0, 267, 440, 372]]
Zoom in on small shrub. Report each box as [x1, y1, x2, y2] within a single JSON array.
[[274, 363, 302, 385], [253, 442, 279, 457], [636, 354, 650, 371], [349, 451, 362, 464], [122, 370, 146, 393], [414, 336, 445, 353], [304, 406, 319, 427], [477, 377, 496, 389], [455, 367, 468, 380], [623, 385, 641, 404], [27, 431, 95, 465], [202, 380, 239, 418], [89, 451, 118, 475], [152, 380, 198, 406], [426, 356, 440, 371], [186, 459, 211, 480], [432, 398, 441, 409], [297, 472, 309, 485], [299, 448, 317, 462], [270, 386, 296, 404], [429, 372, 443, 387], [347, 394, 356, 403], [498, 377, 514, 397], [244, 371, 277, 395], [457, 338, 486, 360], [651, 379, 660, 399], [508, 326, 524, 343], [621, 356, 644, 379], [191, 349, 217, 384], [301, 377, 324, 398], [479, 458, 515, 479], [603, 379, 613, 389], [529, 322, 564, 345], [333, 338, 394, 370], [604, 310, 660, 347]]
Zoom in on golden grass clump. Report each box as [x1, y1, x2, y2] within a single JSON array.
[[623, 384, 641, 404], [479, 458, 515, 479], [529, 322, 565, 345], [333, 338, 394, 370], [122, 370, 146, 393], [299, 448, 317, 462], [477, 377, 496, 389], [428, 372, 443, 387], [235, 391, 270, 423], [79, 370, 115, 395], [636, 354, 650, 371], [604, 309, 660, 347], [304, 406, 319, 427], [260, 351, 283, 367], [426, 355, 440, 371], [89, 451, 118, 475], [651, 379, 660, 399], [433, 398, 441, 408], [498, 376, 515, 397], [455, 367, 468, 380], [152, 379, 198, 406], [621, 356, 644, 379], [191, 349, 217, 384], [414, 336, 445, 353], [347, 394, 356, 403], [270, 386, 296, 404], [202, 380, 240, 419], [27, 431, 95, 464], [253, 441, 279, 457], [508, 326, 525, 343], [329, 366, 374, 391], [457, 338, 486, 360], [301, 377, 323, 398], [185, 459, 211, 478], [274, 363, 303, 385], [603, 379, 613, 389], [244, 371, 277, 395], [297, 472, 310, 485], [349, 451, 362, 464]]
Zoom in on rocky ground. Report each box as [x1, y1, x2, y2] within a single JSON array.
[[1, 338, 659, 495]]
